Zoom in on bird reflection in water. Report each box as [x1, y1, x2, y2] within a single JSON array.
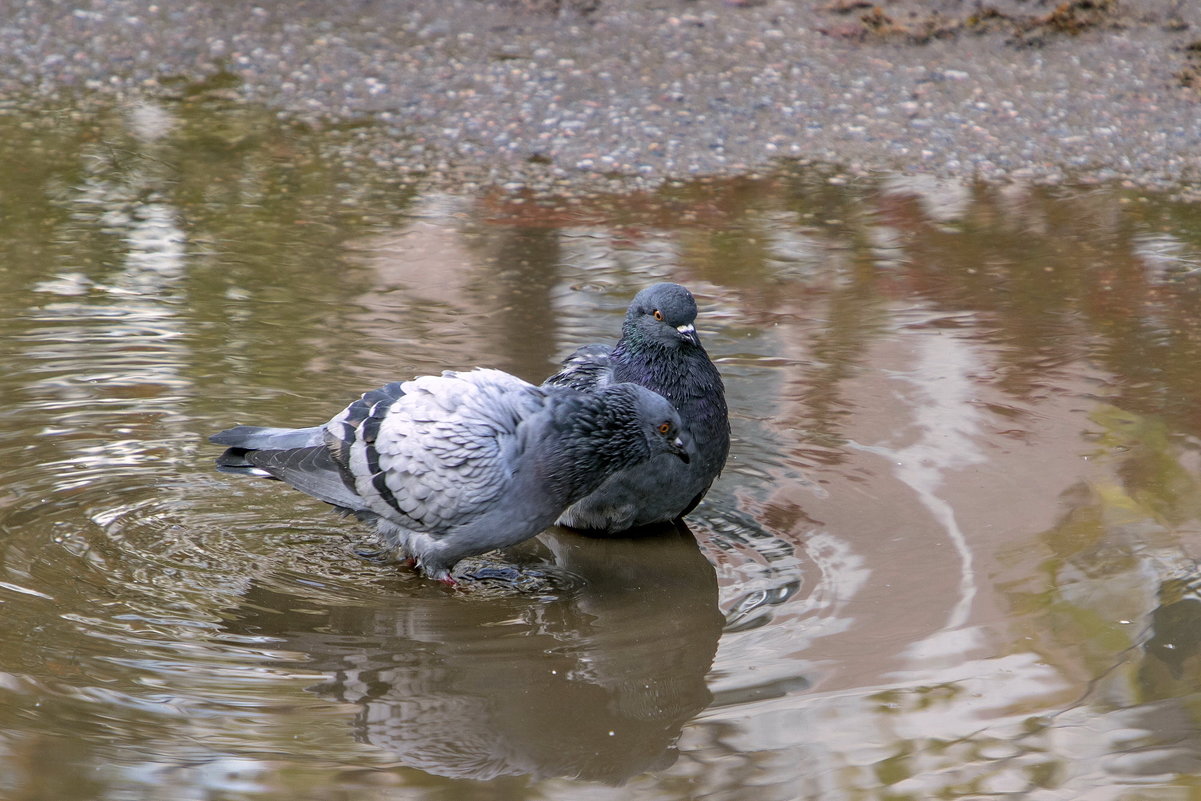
[[1142, 575, 1201, 686], [221, 521, 722, 783]]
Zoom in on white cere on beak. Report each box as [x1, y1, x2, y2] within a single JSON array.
[[676, 324, 696, 335]]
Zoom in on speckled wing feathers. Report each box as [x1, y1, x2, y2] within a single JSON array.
[[543, 344, 614, 392], [323, 369, 543, 536]]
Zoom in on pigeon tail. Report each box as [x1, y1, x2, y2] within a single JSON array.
[[211, 425, 368, 512], [210, 424, 325, 450]]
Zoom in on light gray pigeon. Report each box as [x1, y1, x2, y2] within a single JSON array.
[[544, 283, 730, 532], [210, 368, 689, 583]]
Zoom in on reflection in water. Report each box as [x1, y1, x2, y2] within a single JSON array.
[[1144, 576, 1201, 682], [854, 321, 988, 651], [25, 99, 191, 496], [223, 525, 721, 783], [3, 95, 1201, 799]]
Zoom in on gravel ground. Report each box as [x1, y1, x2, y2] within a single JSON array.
[[3, 0, 1200, 191]]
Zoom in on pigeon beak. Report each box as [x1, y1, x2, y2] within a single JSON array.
[[671, 435, 691, 464], [675, 323, 700, 346]]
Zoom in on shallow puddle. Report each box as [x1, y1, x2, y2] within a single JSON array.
[[3, 96, 1201, 800]]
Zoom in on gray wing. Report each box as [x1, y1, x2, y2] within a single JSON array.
[[324, 369, 547, 535], [542, 344, 614, 392]]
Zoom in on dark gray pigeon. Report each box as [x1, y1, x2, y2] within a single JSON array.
[[210, 368, 689, 583], [544, 283, 730, 532]]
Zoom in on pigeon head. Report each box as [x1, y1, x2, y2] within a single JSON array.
[[590, 381, 686, 463], [557, 383, 690, 468], [623, 282, 702, 349], [623, 383, 691, 464], [542, 382, 689, 504]]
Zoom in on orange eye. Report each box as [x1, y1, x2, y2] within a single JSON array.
[[653, 309, 664, 321], [658, 422, 671, 435]]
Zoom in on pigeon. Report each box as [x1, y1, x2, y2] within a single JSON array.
[[210, 368, 689, 583], [544, 283, 730, 532]]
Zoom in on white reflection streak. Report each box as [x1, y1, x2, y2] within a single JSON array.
[[30, 101, 191, 485], [879, 174, 973, 224], [1133, 230, 1201, 281], [859, 329, 987, 648]]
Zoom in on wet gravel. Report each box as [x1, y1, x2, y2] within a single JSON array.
[[3, 0, 1200, 191]]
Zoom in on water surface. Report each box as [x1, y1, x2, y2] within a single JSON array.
[[3, 97, 1201, 799]]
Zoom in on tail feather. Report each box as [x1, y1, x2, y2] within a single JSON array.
[[210, 425, 325, 450], [234, 445, 367, 512], [210, 420, 369, 514], [214, 446, 275, 476]]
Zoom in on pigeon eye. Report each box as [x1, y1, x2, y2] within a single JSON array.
[[658, 422, 671, 435], [653, 309, 664, 321]]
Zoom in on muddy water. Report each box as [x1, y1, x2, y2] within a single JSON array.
[[3, 96, 1201, 801]]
